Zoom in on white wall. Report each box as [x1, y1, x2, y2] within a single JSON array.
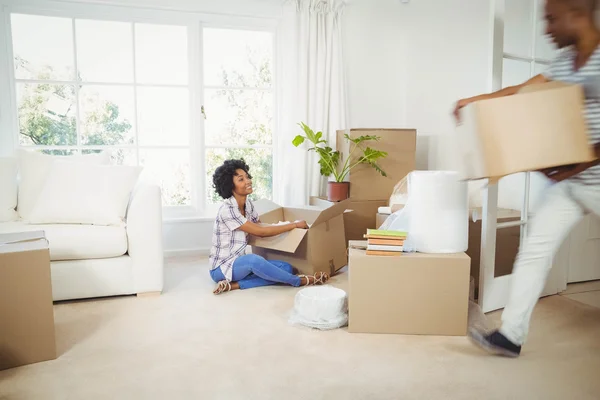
[[56, 0, 283, 18], [343, 0, 493, 171]]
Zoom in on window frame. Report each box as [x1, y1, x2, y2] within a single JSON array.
[[478, 0, 560, 312], [0, 0, 279, 220]]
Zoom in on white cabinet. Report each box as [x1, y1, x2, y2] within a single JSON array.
[[567, 214, 600, 283]]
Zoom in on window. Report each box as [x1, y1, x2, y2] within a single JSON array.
[[202, 28, 274, 207], [7, 12, 276, 214], [11, 14, 192, 207], [501, 0, 555, 88]]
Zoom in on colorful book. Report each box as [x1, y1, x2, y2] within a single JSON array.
[[365, 229, 407, 239], [367, 229, 407, 237], [367, 238, 405, 246], [366, 250, 402, 256], [367, 244, 403, 252]]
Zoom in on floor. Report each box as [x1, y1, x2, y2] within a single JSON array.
[[1, 257, 600, 400]]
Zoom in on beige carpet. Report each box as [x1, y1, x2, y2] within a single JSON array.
[[1, 257, 600, 400]]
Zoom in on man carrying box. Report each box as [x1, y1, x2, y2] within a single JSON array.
[[454, 0, 600, 358]]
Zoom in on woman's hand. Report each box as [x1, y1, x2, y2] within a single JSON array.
[[294, 220, 309, 229]]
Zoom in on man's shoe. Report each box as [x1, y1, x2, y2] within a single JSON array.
[[468, 328, 521, 358]]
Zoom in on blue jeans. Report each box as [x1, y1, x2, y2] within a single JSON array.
[[210, 254, 301, 290]]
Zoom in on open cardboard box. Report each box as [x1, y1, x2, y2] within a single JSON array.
[[309, 197, 386, 242], [456, 82, 596, 181], [249, 199, 350, 276]]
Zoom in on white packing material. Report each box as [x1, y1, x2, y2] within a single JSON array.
[[381, 171, 469, 253], [289, 285, 348, 330], [377, 206, 392, 214]]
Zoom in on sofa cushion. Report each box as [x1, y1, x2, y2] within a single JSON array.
[[0, 157, 18, 222], [17, 150, 110, 221], [0, 221, 127, 261], [29, 161, 142, 226]]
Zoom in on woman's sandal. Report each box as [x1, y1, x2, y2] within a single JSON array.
[[299, 271, 330, 286], [213, 280, 232, 295]]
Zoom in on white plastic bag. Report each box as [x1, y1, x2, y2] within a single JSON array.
[[381, 171, 468, 253]]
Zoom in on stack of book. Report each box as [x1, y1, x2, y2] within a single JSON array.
[[363, 229, 407, 256]]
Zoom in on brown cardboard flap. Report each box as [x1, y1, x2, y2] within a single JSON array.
[[249, 228, 308, 253], [0, 231, 48, 254], [312, 198, 350, 227]]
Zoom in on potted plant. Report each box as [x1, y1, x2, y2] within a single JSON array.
[[292, 122, 388, 202]]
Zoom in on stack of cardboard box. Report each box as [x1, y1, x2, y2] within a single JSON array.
[[311, 128, 417, 242]]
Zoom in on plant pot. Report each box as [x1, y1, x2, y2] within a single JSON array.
[[327, 182, 349, 202]]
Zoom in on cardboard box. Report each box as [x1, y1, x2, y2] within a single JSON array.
[[348, 244, 471, 336], [0, 231, 56, 371], [310, 197, 387, 242], [376, 213, 388, 229], [336, 129, 416, 201], [456, 82, 596, 181], [249, 200, 349, 276]]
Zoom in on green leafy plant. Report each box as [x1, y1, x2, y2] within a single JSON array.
[[292, 122, 388, 182]]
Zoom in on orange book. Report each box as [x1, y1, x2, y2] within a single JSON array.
[[366, 250, 402, 256], [367, 238, 405, 246], [364, 234, 407, 240]]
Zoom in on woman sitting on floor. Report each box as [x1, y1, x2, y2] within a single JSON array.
[[209, 158, 330, 295]]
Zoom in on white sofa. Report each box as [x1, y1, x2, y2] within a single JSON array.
[[0, 152, 164, 302]]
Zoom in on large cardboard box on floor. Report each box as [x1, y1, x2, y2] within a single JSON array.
[[336, 129, 416, 201], [348, 243, 471, 336], [249, 200, 349, 276], [456, 82, 596, 181], [309, 197, 387, 242], [0, 231, 56, 371]]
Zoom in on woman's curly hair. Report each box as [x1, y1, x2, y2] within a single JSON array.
[[212, 159, 253, 199]]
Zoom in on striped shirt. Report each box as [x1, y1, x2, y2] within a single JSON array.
[[543, 45, 600, 184], [209, 197, 260, 281]]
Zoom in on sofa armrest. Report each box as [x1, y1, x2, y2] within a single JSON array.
[[126, 182, 164, 294]]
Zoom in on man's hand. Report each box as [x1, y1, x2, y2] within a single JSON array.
[[539, 160, 600, 182], [453, 99, 471, 123]]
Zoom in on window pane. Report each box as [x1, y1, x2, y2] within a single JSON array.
[[137, 87, 189, 146], [12, 14, 74, 81], [135, 24, 188, 85], [206, 148, 272, 204], [76, 19, 134, 83], [204, 89, 272, 146], [503, 0, 533, 57], [139, 149, 191, 206], [203, 28, 272, 88], [535, 4, 556, 61], [82, 148, 137, 165], [79, 85, 135, 146], [17, 83, 77, 146], [502, 58, 531, 88]]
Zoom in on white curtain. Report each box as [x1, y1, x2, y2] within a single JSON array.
[[275, 0, 348, 206]]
